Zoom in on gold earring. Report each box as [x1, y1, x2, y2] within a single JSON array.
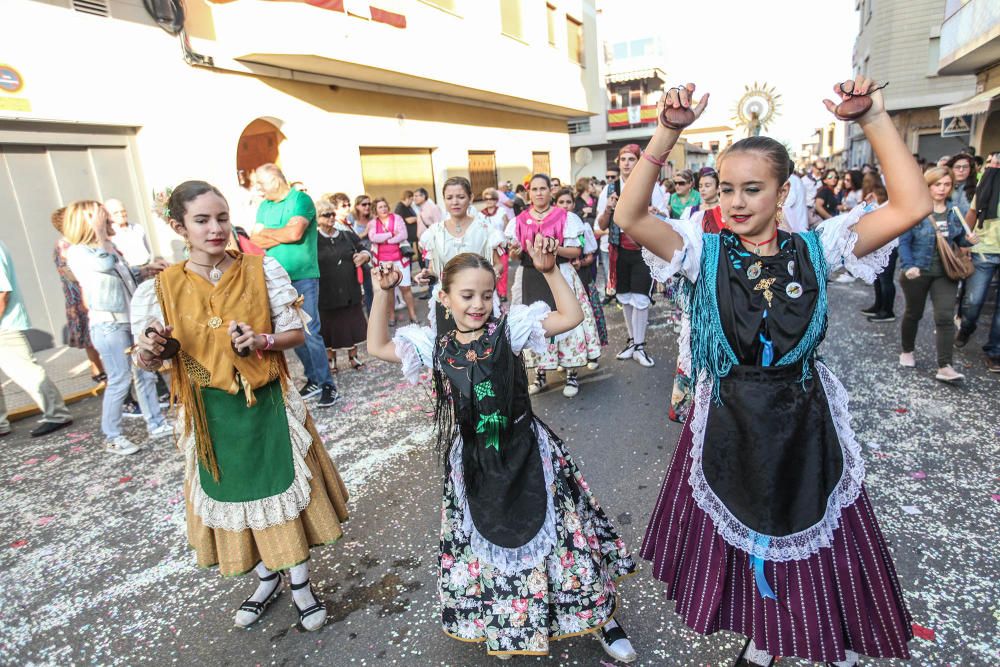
[[445, 306, 452, 320]]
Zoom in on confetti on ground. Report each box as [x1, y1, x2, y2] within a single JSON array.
[[901, 506, 922, 515], [912, 623, 936, 642], [35, 517, 54, 527], [910, 471, 927, 480]]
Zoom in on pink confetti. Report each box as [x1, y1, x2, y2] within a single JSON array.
[[894, 407, 909, 414], [69, 446, 85, 454], [145, 479, 161, 488], [35, 516, 54, 527], [910, 471, 927, 480], [10, 539, 27, 548], [168, 494, 183, 505], [45, 455, 61, 463], [119, 476, 132, 484], [991, 494, 1000, 502], [66, 432, 88, 443], [387, 406, 402, 413], [11, 474, 24, 482], [23, 458, 38, 466]]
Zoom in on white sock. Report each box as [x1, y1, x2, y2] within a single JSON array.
[[289, 562, 317, 608], [622, 304, 634, 340], [632, 307, 649, 346], [744, 638, 773, 666], [248, 562, 280, 603], [830, 650, 860, 667]]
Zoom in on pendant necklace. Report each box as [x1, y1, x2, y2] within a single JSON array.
[[738, 229, 779, 255], [190, 256, 227, 282]]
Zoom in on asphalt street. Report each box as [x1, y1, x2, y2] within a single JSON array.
[[1, 279, 998, 666]]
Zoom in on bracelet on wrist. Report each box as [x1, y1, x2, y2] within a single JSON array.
[[642, 152, 667, 167]]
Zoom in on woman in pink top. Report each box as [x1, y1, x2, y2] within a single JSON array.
[[369, 197, 418, 325]]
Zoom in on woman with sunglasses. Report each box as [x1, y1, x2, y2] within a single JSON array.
[[350, 194, 375, 314], [617, 78, 926, 666], [814, 168, 841, 220], [315, 194, 370, 372], [668, 169, 701, 219]]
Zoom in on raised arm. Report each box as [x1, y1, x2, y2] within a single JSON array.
[[823, 77, 932, 257], [523, 234, 583, 337], [617, 83, 709, 262], [366, 264, 404, 363]]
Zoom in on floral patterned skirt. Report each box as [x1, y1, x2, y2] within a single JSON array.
[[439, 419, 636, 656], [511, 265, 603, 370]]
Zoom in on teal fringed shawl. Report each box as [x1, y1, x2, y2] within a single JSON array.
[[688, 231, 828, 401]]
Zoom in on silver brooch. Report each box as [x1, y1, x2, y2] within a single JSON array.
[[746, 261, 762, 280], [785, 282, 803, 299], [787, 260, 795, 276]]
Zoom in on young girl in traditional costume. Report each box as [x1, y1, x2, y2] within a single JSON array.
[[617, 79, 929, 665], [507, 175, 603, 398], [367, 243, 636, 661], [132, 181, 349, 632]]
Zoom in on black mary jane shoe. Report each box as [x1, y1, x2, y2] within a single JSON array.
[[732, 637, 775, 667], [291, 579, 327, 631], [234, 572, 283, 628]]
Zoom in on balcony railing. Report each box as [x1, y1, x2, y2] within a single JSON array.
[[568, 118, 591, 134], [938, 0, 1000, 75], [608, 105, 657, 129]]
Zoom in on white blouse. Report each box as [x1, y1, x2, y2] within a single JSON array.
[[420, 218, 505, 273], [392, 302, 551, 385]]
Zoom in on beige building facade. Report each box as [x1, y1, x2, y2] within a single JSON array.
[[936, 0, 1000, 155], [848, 0, 978, 166], [2, 0, 596, 347]]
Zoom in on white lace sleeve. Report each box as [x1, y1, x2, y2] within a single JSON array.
[[816, 203, 897, 284], [392, 324, 435, 384], [263, 256, 310, 332], [507, 301, 551, 355], [129, 280, 163, 341], [641, 217, 704, 283]]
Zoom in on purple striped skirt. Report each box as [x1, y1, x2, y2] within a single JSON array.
[[640, 418, 913, 663]]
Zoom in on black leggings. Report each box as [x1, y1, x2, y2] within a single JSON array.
[[900, 271, 958, 367]]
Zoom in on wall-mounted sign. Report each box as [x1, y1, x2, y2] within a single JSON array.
[[941, 114, 971, 137], [0, 65, 24, 93]]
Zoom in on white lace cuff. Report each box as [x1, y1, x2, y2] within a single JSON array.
[[392, 324, 434, 384], [273, 303, 308, 333], [817, 203, 897, 284], [641, 218, 703, 283], [507, 301, 551, 355]]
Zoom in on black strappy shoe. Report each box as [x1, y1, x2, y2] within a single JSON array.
[[732, 637, 775, 666], [596, 619, 637, 663], [291, 579, 327, 631], [233, 571, 283, 628]]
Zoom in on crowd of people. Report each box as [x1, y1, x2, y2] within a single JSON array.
[[1, 73, 998, 666]]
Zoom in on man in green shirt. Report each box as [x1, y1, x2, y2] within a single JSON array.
[[251, 164, 338, 406]]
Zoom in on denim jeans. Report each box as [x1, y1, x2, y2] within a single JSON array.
[[361, 264, 374, 316], [90, 321, 165, 439], [291, 278, 336, 389], [959, 253, 1000, 358], [872, 247, 898, 315]]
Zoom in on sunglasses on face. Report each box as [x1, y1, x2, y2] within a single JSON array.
[[318, 212, 334, 218], [674, 180, 689, 186], [483, 196, 497, 201], [606, 174, 618, 180]]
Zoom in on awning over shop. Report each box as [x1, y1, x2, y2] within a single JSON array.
[[939, 86, 1000, 119], [605, 68, 667, 85]]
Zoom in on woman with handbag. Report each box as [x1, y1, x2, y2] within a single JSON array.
[[898, 166, 978, 382]]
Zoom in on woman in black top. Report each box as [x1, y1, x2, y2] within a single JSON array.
[[814, 168, 841, 220], [316, 194, 371, 371]]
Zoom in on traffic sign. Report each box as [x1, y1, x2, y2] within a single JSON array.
[[941, 114, 971, 137], [0, 65, 23, 93]]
